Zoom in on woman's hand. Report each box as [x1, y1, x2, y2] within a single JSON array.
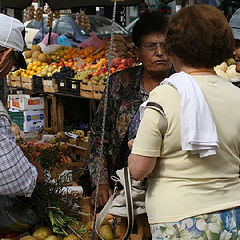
[[128, 139, 134, 151], [91, 184, 113, 207]]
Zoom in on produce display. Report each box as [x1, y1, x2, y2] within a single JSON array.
[[214, 58, 240, 81], [9, 42, 138, 93]]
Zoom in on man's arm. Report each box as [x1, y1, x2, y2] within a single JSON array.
[[0, 116, 40, 197]]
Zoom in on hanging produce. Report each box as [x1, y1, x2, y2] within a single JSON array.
[[53, 10, 61, 19], [76, 9, 91, 32], [35, 7, 43, 22], [24, 4, 35, 21], [44, 3, 54, 27]]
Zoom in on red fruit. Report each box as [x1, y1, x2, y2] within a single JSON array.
[[118, 64, 126, 70], [127, 58, 135, 66], [121, 59, 127, 65], [114, 57, 121, 62]]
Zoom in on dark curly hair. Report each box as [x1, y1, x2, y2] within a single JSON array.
[[164, 4, 234, 68], [132, 11, 169, 48]]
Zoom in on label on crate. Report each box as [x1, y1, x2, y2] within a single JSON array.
[[28, 99, 41, 105], [60, 82, 65, 87], [72, 84, 76, 89], [12, 100, 20, 108]]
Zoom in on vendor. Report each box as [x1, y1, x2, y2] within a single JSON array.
[[88, 11, 173, 207], [0, 14, 44, 233]]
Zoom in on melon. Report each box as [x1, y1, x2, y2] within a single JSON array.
[[38, 53, 48, 63], [32, 50, 41, 59], [24, 50, 32, 59], [31, 44, 41, 52]]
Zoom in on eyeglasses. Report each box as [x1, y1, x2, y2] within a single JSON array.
[[141, 42, 164, 52]]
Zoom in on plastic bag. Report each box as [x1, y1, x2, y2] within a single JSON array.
[[38, 43, 62, 54], [79, 32, 103, 49], [56, 35, 72, 48], [42, 32, 59, 46]]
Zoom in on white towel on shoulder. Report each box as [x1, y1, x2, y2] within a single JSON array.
[[160, 71, 219, 158]]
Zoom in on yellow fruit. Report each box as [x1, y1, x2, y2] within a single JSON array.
[[32, 226, 52, 240], [99, 224, 113, 240], [32, 65, 37, 71], [27, 63, 33, 70], [37, 67, 42, 72], [36, 60, 42, 66], [30, 70, 35, 76]]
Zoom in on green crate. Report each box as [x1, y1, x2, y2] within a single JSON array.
[[8, 111, 24, 131]]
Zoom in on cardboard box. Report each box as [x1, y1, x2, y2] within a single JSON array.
[[23, 109, 44, 132], [9, 95, 44, 111]]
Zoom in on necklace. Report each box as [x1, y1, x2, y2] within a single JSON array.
[[187, 70, 216, 75]]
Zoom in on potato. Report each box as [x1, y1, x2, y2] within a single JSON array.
[[99, 224, 113, 240], [32, 226, 52, 240], [63, 234, 79, 240], [44, 235, 58, 240], [19, 236, 37, 240]]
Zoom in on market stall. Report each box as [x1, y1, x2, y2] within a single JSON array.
[[2, 1, 152, 240]]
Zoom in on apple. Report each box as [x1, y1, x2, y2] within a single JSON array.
[[121, 59, 127, 65], [117, 64, 126, 70]]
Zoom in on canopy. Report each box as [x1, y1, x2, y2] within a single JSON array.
[[0, 0, 143, 10]]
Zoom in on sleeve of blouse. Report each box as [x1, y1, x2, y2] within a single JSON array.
[[132, 90, 167, 157], [0, 116, 38, 197]]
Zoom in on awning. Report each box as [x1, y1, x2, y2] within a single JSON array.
[[0, 0, 143, 10]]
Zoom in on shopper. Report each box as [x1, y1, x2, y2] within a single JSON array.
[[229, 9, 240, 73], [88, 11, 172, 207], [129, 5, 240, 239], [0, 14, 44, 232]]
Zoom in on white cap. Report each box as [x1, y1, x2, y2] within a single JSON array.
[[0, 14, 25, 52], [229, 9, 240, 41]]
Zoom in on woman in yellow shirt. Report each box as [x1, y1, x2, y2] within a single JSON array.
[[128, 4, 240, 239]]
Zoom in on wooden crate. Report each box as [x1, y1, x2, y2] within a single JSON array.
[[50, 161, 87, 182], [93, 84, 105, 100], [44, 94, 64, 133], [78, 197, 94, 223], [67, 143, 89, 160], [42, 78, 58, 93], [80, 83, 94, 99], [21, 76, 33, 90], [7, 74, 12, 87], [9, 75, 22, 88]]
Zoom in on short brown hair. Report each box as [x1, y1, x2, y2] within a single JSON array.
[[165, 4, 234, 68]]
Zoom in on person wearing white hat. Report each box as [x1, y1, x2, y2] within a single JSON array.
[[0, 14, 44, 233], [229, 9, 240, 72]]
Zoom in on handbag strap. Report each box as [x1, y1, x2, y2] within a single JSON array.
[[95, 167, 134, 240]]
